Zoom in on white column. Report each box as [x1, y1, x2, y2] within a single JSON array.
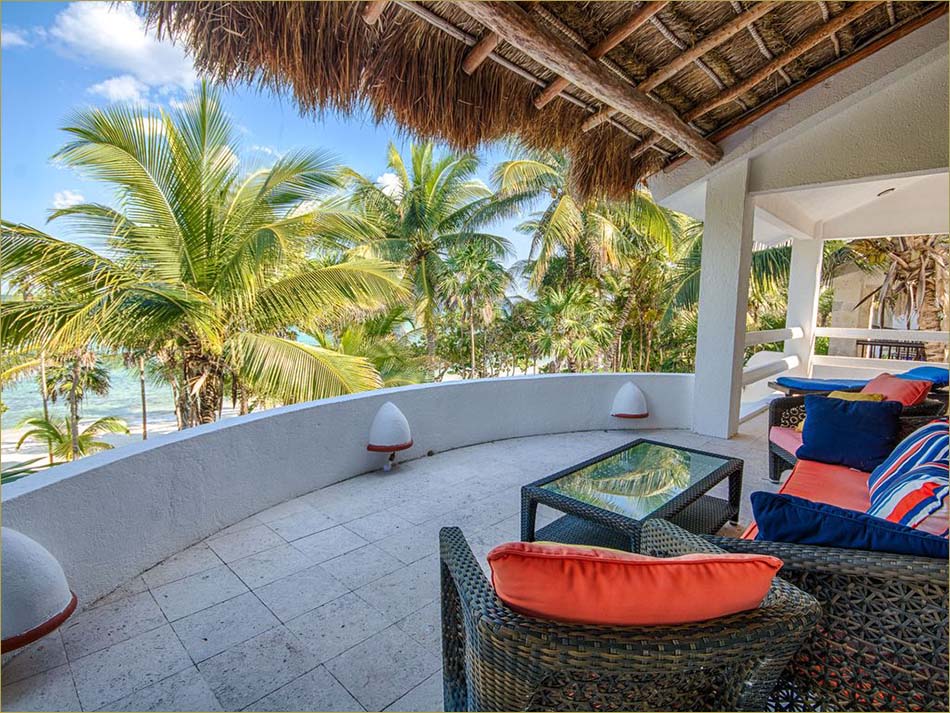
[[784, 238, 823, 376], [692, 161, 755, 438]]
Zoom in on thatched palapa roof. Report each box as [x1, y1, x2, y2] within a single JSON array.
[[142, 1, 947, 200]]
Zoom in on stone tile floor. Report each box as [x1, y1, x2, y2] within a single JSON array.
[[2, 415, 779, 712]]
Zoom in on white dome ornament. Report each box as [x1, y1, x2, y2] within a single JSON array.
[[1, 528, 77, 653], [611, 381, 649, 419], [367, 402, 412, 471]]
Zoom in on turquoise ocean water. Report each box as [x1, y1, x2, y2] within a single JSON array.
[[1, 365, 176, 432]]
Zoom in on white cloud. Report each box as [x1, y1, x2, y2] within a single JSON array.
[[376, 172, 404, 199], [2, 28, 31, 48], [49, 3, 196, 98], [52, 190, 85, 209], [250, 144, 279, 157], [88, 74, 148, 103]]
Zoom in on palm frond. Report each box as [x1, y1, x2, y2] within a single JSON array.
[[228, 332, 382, 402]]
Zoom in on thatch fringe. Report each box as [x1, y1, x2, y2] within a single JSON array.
[[140, 1, 939, 200]]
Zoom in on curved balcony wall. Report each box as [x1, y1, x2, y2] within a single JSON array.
[[2, 373, 694, 602]]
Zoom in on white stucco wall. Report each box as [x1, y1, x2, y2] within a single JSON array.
[[2, 373, 694, 603]]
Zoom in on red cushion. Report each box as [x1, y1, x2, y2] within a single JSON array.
[[861, 373, 931, 406], [742, 459, 872, 539], [769, 426, 803, 455], [487, 541, 781, 626]]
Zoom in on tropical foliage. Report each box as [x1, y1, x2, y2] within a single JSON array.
[[2, 83, 408, 430], [2, 86, 944, 467], [16, 415, 129, 461]]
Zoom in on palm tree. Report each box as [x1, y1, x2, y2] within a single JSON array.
[[443, 244, 511, 377], [495, 148, 677, 290], [45, 351, 111, 459], [1, 84, 408, 427], [343, 143, 514, 372], [313, 306, 424, 388], [533, 284, 611, 372], [850, 235, 949, 362], [16, 415, 129, 462]]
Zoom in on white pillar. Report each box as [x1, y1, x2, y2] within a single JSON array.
[[692, 161, 755, 438], [784, 238, 823, 376]]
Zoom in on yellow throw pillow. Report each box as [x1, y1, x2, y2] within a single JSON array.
[[794, 391, 886, 432]]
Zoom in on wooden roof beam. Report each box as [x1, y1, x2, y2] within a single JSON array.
[[631, 0, 883, 160], [582, 1, 780, 133], [455, 1, 722, 164], [533, 2, 669, 109], [462, 32, 501, 74], [362, 0, 390, 26]]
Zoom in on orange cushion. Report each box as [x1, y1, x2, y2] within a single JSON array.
[[769, 426, 803, 455], [861, 373, 931, 406], [742, 458, 872, 540], [487, 541, 782, 626]]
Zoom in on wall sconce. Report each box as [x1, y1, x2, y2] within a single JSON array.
[[2, 528, 77, 653], [367, 401, 412, 471], [611, 381, 649, 419]]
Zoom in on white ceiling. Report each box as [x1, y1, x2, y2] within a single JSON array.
[[753, 171, 949, 244]]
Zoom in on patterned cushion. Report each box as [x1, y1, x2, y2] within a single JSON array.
[[868, 418, 949, 537], [867, 461, 949, 537], [868, 418, 949, 498]]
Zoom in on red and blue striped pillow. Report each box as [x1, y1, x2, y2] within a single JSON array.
[[868, 418, 949, 537], [867, 461, 949, 537]]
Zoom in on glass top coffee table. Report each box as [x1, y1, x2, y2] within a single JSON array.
[[521, 439, 743, 551]]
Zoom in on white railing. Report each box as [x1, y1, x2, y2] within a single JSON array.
[[812, 354, 941, 370], [744, 326, 804, 346], [741, 354, 800, 386], [814, 327, 949, 343]]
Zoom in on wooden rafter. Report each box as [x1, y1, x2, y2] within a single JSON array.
[[362, 0, 390, 26], [657, 1, 949, 177], [455, 0, 722, 164], [582, 1, 779, 132], [462, 32, 500, 74], [533, 1, 669, 109], [631, 0, 883, 160], [393, 0, 647, 143]]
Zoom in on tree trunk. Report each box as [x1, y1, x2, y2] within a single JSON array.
[[609, 287, 638, 370], [468, 297, 477, 378], [68, 357, 81, 461], [39, 351, 52, 465], [918, 269, 946, 362], [426, 323, 437, 374], [139, 356, 148, 440]]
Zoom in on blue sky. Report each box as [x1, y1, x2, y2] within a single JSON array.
[[1, 2, 533, 261]]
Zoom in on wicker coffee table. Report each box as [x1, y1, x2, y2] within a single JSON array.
[[521, 439, 742, 551]]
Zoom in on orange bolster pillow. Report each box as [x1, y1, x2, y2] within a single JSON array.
[[488, 541, 782, 626]]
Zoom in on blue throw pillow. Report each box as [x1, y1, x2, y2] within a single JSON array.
[[796, 395, 902, 472], [897, 366, 949, 387], [751, 491, 949, 558]]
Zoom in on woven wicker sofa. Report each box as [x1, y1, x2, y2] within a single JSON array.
[[708, 445, 949, 711], [707, 532, 948, 711], [440, 520, 820, 712], [767, 395, 944, 483]]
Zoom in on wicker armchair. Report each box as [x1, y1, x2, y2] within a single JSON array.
[[440, 520, 820, 712], [767, 396, 944, 483], [706, 534, 949, 711]]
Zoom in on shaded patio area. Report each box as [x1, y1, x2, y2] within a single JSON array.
[[2, 415, 773, 712]]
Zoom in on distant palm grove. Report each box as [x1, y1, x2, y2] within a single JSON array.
[[1, 84, 928, 465]]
